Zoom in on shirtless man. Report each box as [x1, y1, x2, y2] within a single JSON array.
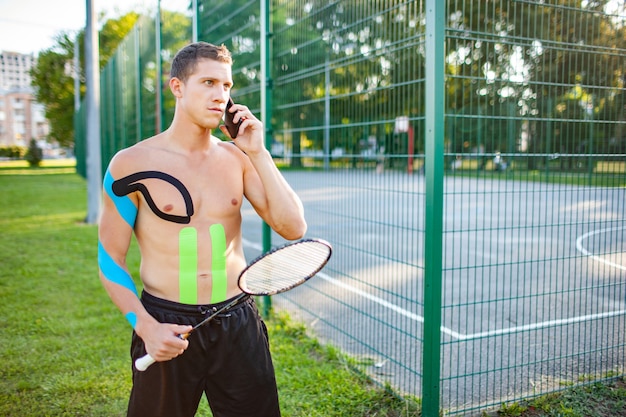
[[97, 42, 306, 417]]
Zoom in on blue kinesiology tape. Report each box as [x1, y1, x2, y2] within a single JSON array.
[[98, 241, 139, 296], [125, 312, 138, 329], [103, 168, 138, 228]]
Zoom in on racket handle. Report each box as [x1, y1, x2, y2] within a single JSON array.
[[134, 332, 190, 371], [135, 353, 155, 371]]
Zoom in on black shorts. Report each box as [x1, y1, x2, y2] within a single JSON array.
[[127, 291, 281, 417]]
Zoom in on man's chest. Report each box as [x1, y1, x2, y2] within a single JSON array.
[[121, 169, 243, 224]]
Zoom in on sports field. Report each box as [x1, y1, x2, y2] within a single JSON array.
[[241, 169, 626, 413]]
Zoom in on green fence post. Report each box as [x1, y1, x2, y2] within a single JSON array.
[[135, 23, 143, 144], [156, 0, 164, 133], [261, 0, 273, 317], [192, 0, 199, 42], [422, 0, 445, 415], [587, 103, 594, 184]]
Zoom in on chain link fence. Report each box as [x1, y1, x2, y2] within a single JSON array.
[[76, 0, 626, 414]]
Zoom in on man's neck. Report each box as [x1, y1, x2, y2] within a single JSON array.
[[164, 118, 214, 154]]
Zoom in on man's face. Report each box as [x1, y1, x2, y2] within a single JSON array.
[[174, 58, 234, 129]]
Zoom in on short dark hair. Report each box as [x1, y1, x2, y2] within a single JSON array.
[[170, 42, 232, 82]]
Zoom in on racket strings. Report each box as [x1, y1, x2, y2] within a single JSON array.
[[240, 241, 331, 295]]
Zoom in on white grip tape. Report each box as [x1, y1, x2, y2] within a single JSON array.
[[135, 353, 156, 371]]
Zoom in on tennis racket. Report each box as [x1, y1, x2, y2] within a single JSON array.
[[135, 238, 332, 371]]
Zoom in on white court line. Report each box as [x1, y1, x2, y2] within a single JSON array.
[[453, 309, 626, 340], [576, 226, 626, 271], [243, 238, 626, 341], [315, 273, 423, 324], [242, 238, 263, 251], [315, 272, 626, 341]]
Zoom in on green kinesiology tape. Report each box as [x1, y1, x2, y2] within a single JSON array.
[[209, 224, 228, 303], [179, 227, 198, 304], [177, 224, 228, 304]]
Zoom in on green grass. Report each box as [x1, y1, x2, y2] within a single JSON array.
[[493, 379, 626, 417], [276, 159, 626, 187], [0, 167, 419, 417], [447, 167, 626, 187]]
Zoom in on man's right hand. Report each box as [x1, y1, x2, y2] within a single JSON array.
[[138, 320, 193, 362]]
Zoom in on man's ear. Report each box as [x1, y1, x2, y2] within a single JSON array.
[[169, 77, 183, 98]]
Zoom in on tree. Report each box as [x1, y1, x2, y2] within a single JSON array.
[[160, 10, 194, 126], [30, 12, 139, 148], [442, 0, 626, 171]]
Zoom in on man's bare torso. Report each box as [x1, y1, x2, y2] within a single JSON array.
[[113, 135, 249, 304]]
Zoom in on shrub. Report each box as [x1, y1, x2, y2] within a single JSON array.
[[0, 145, 27, 159], [25, 139, 43, 167]]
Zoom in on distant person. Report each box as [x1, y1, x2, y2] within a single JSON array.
[[451, 155, 462, 170], [493, 152, 507, 172], [98, 42, 306, 417]]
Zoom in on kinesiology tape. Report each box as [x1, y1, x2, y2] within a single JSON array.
[[98, 241, 139, 328], [178, 224, 228, 304], [110, 170, 194, 224], [101, 169, 228, 311]]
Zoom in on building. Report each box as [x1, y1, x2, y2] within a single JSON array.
[[0, 51, 49, 148], [0, 50, 35, 90]]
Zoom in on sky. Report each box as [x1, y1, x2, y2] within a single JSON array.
[[0, 0, 187, 55]]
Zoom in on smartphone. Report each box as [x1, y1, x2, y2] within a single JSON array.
[[224, 98, 243, 138]]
